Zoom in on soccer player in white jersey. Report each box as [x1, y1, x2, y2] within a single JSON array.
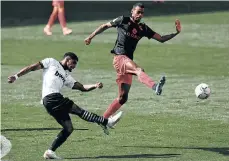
[[8, 52, 122, 159]]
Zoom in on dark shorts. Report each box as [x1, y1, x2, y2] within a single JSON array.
[[43, 93, 74, 122]]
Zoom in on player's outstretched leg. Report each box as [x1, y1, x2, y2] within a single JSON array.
[[137, 70, 156, 88], [138, 71, 166, 95], [125, 60, 166, 95], [70, 104, 122, 135]]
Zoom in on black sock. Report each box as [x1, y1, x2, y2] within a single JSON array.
[[79, 110, 108, 126]]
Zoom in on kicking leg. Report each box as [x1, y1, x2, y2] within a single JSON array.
[[70, 103, 108, 126], [125, 60, 166, 95], [69, 104, 122, 135]]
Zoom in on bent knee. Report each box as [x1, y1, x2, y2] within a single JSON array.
[[66, 126, 73, 134], [118, 94, 128, 105], [136, 67, 145, 76], [137, 67, 144, 72]]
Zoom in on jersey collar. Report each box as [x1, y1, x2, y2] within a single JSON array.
[[59, 62, 69, 71]]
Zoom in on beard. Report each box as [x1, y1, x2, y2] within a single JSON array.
[[135, 19, 141, 23], [132, 16, 141, 23], [63, 64, 72, 72]]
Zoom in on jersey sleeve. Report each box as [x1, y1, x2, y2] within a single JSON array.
[[110, 16, 124, 27], [64, 75, 76, 89], [40, 58, 55, 69], [143, 24, 156, 39]]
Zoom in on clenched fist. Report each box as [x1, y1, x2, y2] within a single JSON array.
[[84, 37, 92, 45], [8, 75, 17, 83], [95, 82, 103, 89]]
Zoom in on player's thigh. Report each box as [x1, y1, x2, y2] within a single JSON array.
[[69, 103, 84, 115], [116, 73, 133, 87], [113, 55, 134, 75], [125, 60, 142, 75], [52, 111, 72, 129]]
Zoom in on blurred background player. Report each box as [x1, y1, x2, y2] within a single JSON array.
[[85, 3, 181, 119], [44, 0, 72, 36]]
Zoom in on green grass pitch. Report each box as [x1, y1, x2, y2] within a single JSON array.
[[1, 11, 229, 161]]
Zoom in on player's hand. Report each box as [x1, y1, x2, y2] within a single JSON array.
[[95, 82, 103, 89], [84, 37, 92, 45], [8, 75, 17, 83], [175, 19, 181, 33]]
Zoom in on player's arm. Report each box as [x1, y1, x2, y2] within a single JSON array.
[[72, 82, 103, 92], [85, 22, 113, 42], [153, 32, 178, 43], [152, 19, 181, 43], [8, 62, 43, 83], [85, 16, 123, 45]]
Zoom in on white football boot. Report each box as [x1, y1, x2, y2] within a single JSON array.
[[107, 111, 123, 128], [43, 149, 61, 159], [101, 111, 123, 135]]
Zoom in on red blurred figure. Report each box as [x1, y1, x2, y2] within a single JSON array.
[[44, 0, 72, 36], [153, 0, 165, 3]]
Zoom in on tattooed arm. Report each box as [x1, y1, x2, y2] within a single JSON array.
[[144, 19, 181, 43], [152, 32, 179, 43], [84, 16, 123, 45], [84, 22, 113, 45], [152, 19, 181, 43]]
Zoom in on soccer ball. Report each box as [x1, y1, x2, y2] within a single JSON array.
[[195, 83, 211, 99]]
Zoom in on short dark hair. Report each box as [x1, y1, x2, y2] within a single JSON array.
[[64, 52, 78, 62], [133, 2, 144, 9]]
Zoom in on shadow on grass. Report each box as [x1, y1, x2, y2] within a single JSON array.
[[1, 128, 88, 132], [120, 145, 229, 156], [65, 153, 180, 159]]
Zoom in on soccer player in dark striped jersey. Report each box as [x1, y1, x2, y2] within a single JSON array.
[[85, 3, 181, 119]]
